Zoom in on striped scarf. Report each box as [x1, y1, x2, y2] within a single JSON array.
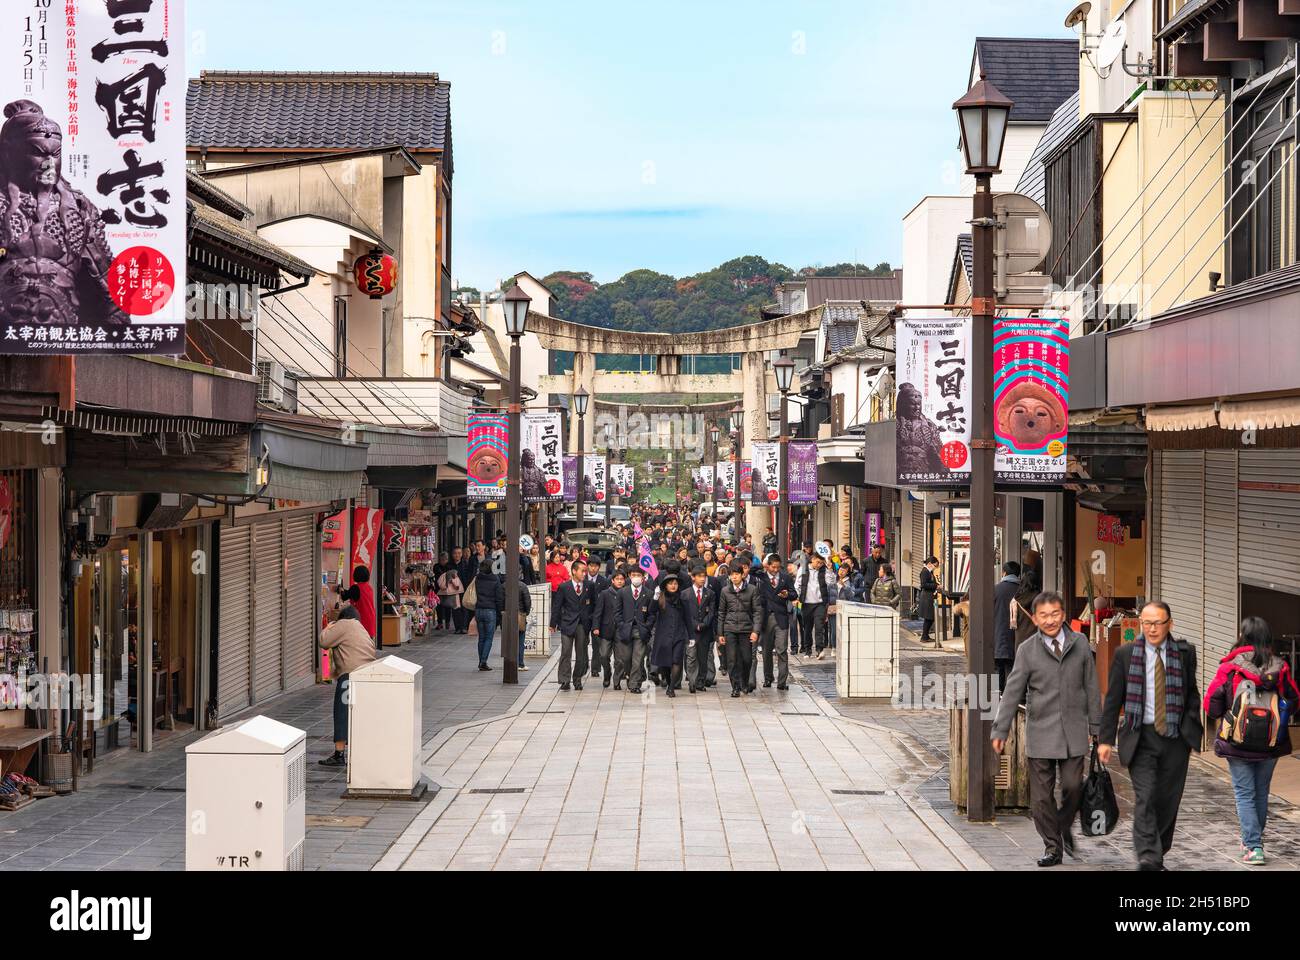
[[1125, 640, 1183, 735]]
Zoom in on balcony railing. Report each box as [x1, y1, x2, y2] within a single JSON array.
[[294, 377, 470, 434]]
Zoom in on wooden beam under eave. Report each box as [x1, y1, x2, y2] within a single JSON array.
[[1205, 20, 1267, 60], [1241, 0, 1300, 38], [1174, 41, 1234, 76]]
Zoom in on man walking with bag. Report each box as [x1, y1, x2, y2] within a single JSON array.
[[992, 591, 1100, 867], [1099, 601, 1203, 871]]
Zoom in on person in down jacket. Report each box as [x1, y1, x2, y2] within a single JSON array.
[[1204, 616, 1300, 866]]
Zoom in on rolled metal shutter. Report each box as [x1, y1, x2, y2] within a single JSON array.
[[910, 499, 925, 589], [1239, 450, 1300, 595], [1157, 451, 1205, 664], [252, 519, 285, 703], [283, 515, 316, 691], [217, 525, 252, 719], [1202, 452, 1239, 693]]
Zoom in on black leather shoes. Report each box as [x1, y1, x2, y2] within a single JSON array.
[[763, 680, 773, 688], [1037, 853, 1062, 868], [731, 689, 741, 698], [560, 682, 570, 691], [603, 678, 611, 689]]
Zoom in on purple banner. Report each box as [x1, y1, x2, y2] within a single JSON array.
[[563, 456, 578, 503], [788, 442, 819, 505]]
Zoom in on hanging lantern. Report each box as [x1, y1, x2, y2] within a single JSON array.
[[352, 248, 398, 300]]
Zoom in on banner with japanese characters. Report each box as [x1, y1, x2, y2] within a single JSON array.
[[718, 461, 736, 504], [751, 443, 780, 505], [622, 464, 635, 497], [467, 413, 508, 501], [788, 442, 819, 504], [521, 412, 564, 503], [0, 0, 187, 354], [738, 460, 752, 502], [994, 317, 1069, 484], [611, 464, 634, 498], [897, 318, 973, 487], [700, 465, 714, 501], [590, 455, 607, 504], [564, 456, 578, 504]]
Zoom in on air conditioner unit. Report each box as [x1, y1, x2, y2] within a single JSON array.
[[257, 360, 287, 407]]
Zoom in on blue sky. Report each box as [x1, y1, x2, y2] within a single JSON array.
[[189, 0, 1070, 290]]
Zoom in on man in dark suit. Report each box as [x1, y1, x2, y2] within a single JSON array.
[[757, 554, 796, 690], [683, 566, 717, 693], [583, 565, 611, 680], [993, 562, 1022, 689], [1099, 601, 1203, 872], [617, 567, 658, 694], [591, 568, 625, 689], [717, 564, 763, 697], [549, 559, 595, 692]]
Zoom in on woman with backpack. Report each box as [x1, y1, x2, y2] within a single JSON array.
[[1204, 617, 1300, 865]]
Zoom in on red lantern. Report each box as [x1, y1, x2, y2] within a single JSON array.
[[353, 248, 398, 300]]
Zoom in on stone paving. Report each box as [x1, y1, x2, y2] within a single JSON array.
[[0, 627, 533, 871], [383, 652, 990, 872]]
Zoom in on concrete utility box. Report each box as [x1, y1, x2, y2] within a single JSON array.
[[525, 582, 553, 657], [185, 716, 306, 872], [834, 602, 899, 699], [346, 656, 425, 799]]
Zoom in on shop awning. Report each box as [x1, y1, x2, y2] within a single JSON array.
[[1145, 405, 1219, 432], [1219, 397, 1300, 431], [252, 420, 369, 503]]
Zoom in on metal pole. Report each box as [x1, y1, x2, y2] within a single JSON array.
[[503, 334, 523, 686], [605, 444, 613, 529], [778, 389, 790, 561], [575, 412, 586, 532], [967, 171, 997, 823]]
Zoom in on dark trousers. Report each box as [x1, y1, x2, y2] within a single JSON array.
[[1027, 756, 1084, 857], [558, 626, 590, 686], [726, 633, 753, 691], [453, 604, 470, 633], [996, 658, 1013, 690], [686, 632, 713, 689], [592, 632, 613, 681], [623, 629, 648, 689], [801, 602, 828, 652], [761, 614, 790, 687], [1128, 725, 1192, 869], [921, 618, 935, 644]]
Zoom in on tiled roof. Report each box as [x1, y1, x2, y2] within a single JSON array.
[[1016, 91, 1080, 207], [1157, 0, 1232, 41], [188, 71, 452, 173], [947, 234, 973, 304], [827, 323, 859, 355], [805, 271, 902, 309], [189, 203, 316, 279], [973, 38, 1079, 123]]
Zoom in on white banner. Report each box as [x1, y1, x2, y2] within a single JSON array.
[[751, 443, 780, 505], [700, 465, 714, 500], [590, 455, 607, 504], [897, 318, 973, 487], [0, 0, 187, 353], [522, 412, 564, 502], [719, 461, 736, 504]]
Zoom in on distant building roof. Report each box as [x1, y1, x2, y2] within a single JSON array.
[[1016, 91, 1080, 207], [973, 38, 1079, 124], [188, 70, 452, 174], [804, 271, 902, 309], [947, 235, 973, 305]]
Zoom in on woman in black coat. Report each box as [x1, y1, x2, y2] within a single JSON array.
[[652, 577, 690, 698], [918, 557, 940, 646]]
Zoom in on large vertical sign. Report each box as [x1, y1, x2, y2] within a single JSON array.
[[751, 443, 780, 505], [590, 456, 607, 504], [738, 461, 752, 501], [897, 318, 973, 487], [700, 465, 714, 501], [788, 442, 819, 505], [0, 0, 187, 353], [563, 456, 578, 504], [623, 464, 635, 497], [468, 413, 508, 501], [719, 461, 736, 504], [994, 317, 1069, 483], [522, 412, 564, 502], [351, 507, 384, 580]]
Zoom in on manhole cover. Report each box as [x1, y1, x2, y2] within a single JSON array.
[[307, 815, 372, 829]]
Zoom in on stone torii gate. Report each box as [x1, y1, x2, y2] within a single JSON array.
[[531, 307, 824, 539]]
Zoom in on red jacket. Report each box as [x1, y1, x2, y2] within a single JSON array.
[[352, 584, 378, 640], [546, 563, 570, 593], [1204, 646, 1300, 760]]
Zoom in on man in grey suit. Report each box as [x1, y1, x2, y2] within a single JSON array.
[[992, 591, 1100, 868]]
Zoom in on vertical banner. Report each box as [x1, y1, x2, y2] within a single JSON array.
[[522, 412, 564, 502], [563, 456, 578, 503], [700, 465, 714, 500], [624, 464, 636, 497], [788, 442, 819, 505], [738, 461, 752, 501], [865, 511, 883, 550], [321, 508, 347, 549], [994, 317, 1070, 483], [590, 456, 607, 503], [351, 507, 384, 579], [896, 318, 973, 487], [468, 412, 508, 501], [751, 443, 780, 505], [712, 464, 726, 503], [0, 0, 187, 353], [719, 461, 736, 504]]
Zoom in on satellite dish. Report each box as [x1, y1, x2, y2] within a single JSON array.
[[993, 194, 1053, 275], [1064, 1, 1092, 30], [1097, 19, 1127, 69]]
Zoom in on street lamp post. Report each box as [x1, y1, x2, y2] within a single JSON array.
[[605, 443, 613, 529], [774, 359, 795, 560], [501, 284, 532, 687], [574, 387, 589, 532], [954, 72, 1013, 824], [708, 422, 720, 530]]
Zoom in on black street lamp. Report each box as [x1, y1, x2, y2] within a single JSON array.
[[574, 387, 590, 530], [731, 406, 744, 547], [954, 73, 1012, 823], [708, 422, 720, 522], [501, 283, 531, 686], [774, 359, 796, 560]]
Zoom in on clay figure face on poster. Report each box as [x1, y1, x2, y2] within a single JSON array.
[[997, 382, 1066, 452], [0, 100, 126, 328]]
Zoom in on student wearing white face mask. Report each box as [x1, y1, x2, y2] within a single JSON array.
[[616, 568, 658, 695]]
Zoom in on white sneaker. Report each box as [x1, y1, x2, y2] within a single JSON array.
[[817, 649, 827, 660], [520, 664, 530, 672]]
